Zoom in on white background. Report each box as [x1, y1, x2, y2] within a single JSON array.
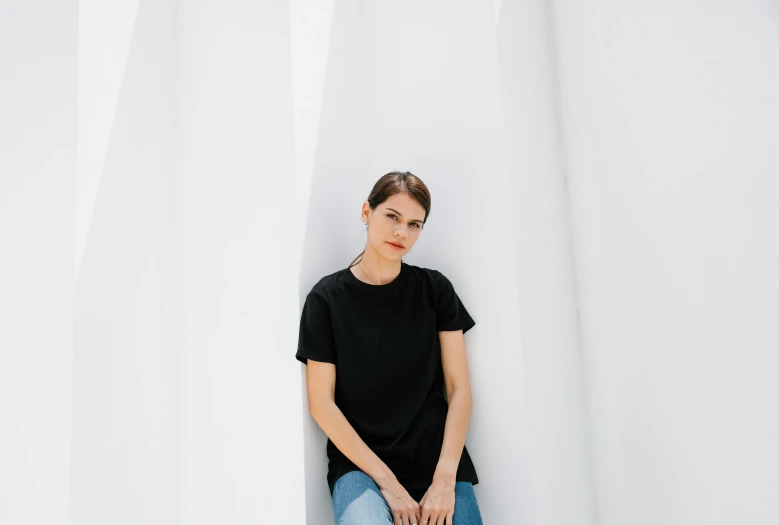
[[1, 1, 777, 524]]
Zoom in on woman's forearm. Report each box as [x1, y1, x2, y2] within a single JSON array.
[[310, 400, 397, 489], [434, 388, 472, 482]]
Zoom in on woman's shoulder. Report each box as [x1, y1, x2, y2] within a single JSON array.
[[404, 262, 449, 284], [308, 266, 348, 296]]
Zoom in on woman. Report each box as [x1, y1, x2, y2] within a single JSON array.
[[296, 172, 484, 525]]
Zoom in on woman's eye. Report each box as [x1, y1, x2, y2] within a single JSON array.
[[387, 214, 420, 229]]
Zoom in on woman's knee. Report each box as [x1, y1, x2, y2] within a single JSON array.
[[332, 471, 393, 525]]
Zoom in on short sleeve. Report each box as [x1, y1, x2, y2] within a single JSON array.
[[433, 271, 476, 334], [295, 290, 337, 365]]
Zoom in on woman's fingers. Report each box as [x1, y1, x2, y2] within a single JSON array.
[[401, 513, 419, 525], [406, 505, 420, 525], [396, 510, 419, 525], [418, 496, 428, 525], [410, 496, 421, 525], [383, 484, 420, 525], [419, 507, 428, 525]]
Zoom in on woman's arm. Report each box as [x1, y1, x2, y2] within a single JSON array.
[[305, 359, 396, 489], [434, 329, 473, 482]]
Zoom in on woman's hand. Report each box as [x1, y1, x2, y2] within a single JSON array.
[[418, 475, 456, 525], [378, 478, 421, 525]]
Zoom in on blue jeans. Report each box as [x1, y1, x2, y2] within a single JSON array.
[[332, 470, 484, 525]]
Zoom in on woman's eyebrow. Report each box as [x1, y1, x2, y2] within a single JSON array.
[[385, 207, 424, 223]]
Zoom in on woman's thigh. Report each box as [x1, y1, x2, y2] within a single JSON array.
[[332, 470, 393, 525]]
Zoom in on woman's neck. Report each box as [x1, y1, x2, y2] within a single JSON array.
[[356, 249, 401, 285]]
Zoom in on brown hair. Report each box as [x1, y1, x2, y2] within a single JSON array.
[[348, 171, 431, 268]]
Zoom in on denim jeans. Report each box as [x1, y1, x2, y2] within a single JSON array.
[[332, 470, 484, 525]]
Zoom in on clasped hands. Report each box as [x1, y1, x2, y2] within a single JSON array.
[[380, 467, 457, 525]]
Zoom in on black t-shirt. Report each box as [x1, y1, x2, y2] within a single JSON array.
[[295, 261, 479, 501]]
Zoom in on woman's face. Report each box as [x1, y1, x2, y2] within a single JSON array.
[[363, 192, 426, 260]]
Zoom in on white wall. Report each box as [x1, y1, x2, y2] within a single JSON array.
[[176, 1, 306, 524], [73, 2, 178, 525], [551, 2, 779, 524], [0, 3, 76, 524], [497, 1, 598, 524]]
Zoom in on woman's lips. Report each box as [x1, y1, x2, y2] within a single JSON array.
[[387, 242, 404, 250]]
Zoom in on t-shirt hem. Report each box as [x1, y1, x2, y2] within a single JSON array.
[[295, 352, 336, 365], [436, 320, 476, 333]]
